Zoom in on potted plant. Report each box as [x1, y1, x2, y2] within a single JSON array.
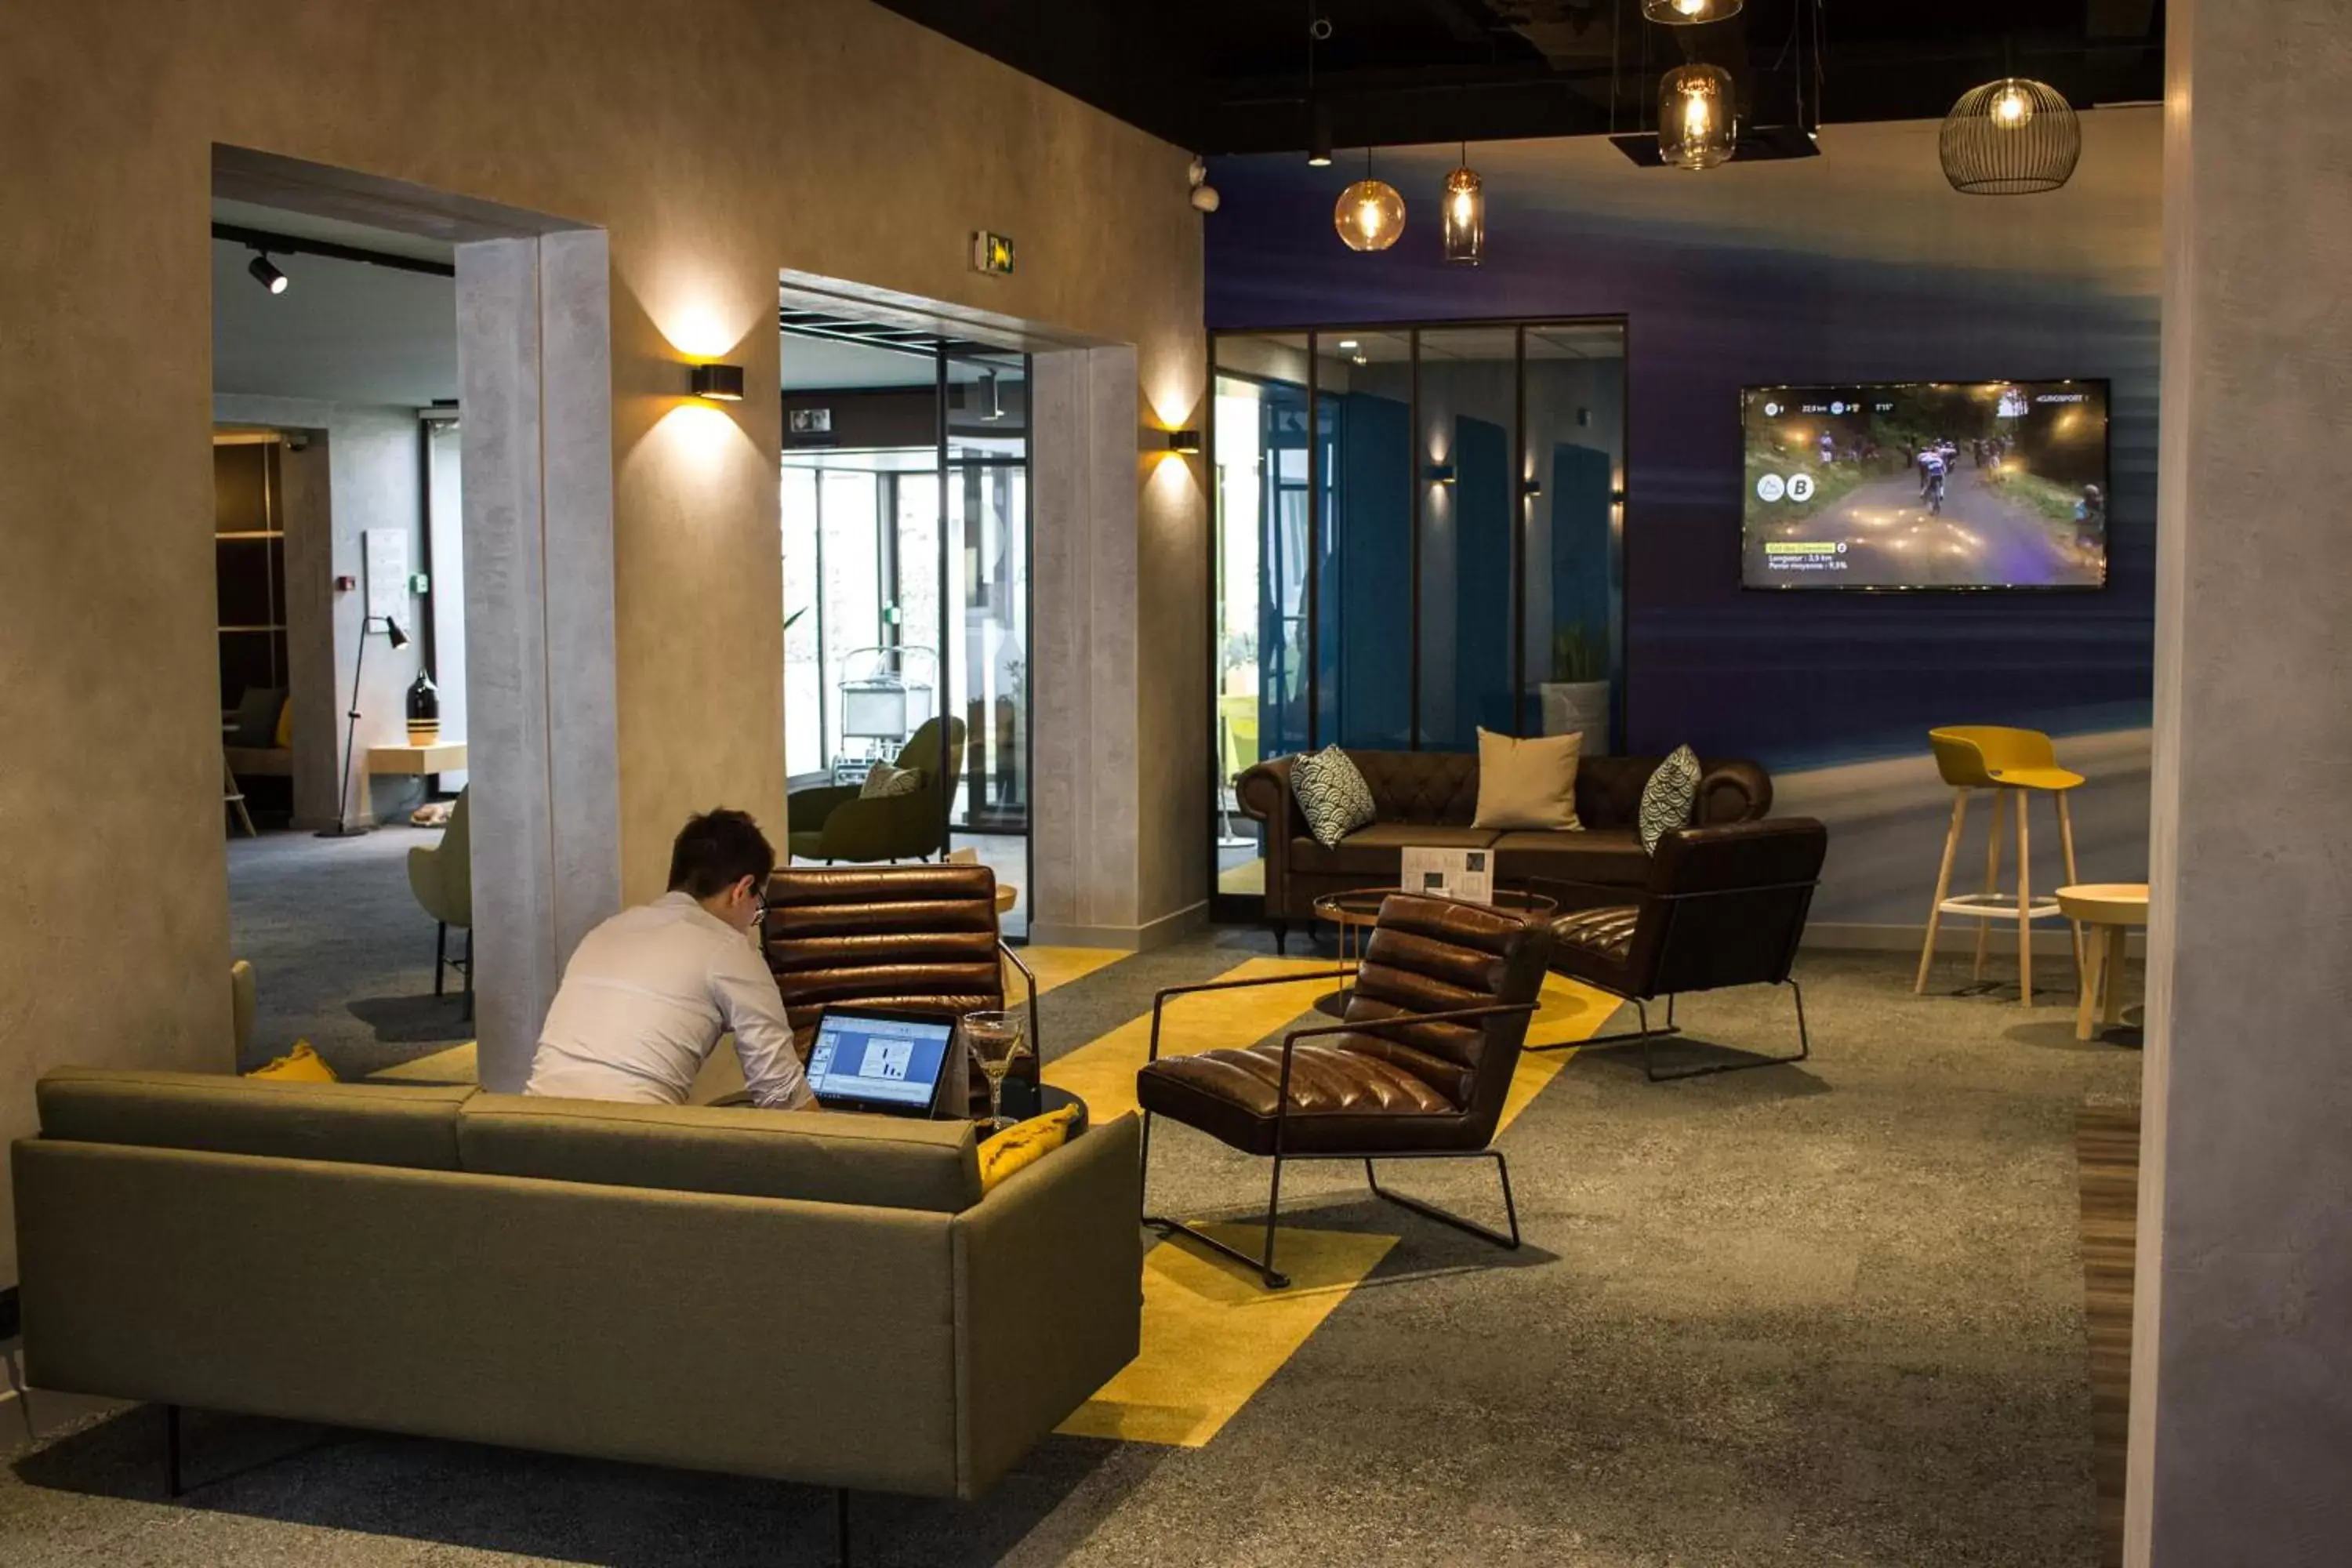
[[1538, 623, 1611, 743]]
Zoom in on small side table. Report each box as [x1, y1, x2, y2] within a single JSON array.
[[2055, 883, 2149, 1043], [1309, 887, 1559, 1018]]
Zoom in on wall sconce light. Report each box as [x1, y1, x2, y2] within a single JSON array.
[[1163, 428, 1203, 456], [1611, 486, 1630, 503], [1523, 479, 1544, 498], [690, 363, 746, 401], [1426, 462, 1457, 485]]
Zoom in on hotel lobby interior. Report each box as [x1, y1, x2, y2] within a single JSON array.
[[3, 3, 2345, 1566]]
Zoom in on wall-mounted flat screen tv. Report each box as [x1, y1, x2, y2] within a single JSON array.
[[1741, 380, 2110, 590]]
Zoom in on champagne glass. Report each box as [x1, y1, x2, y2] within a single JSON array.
[[962, 1010, 1029, 1131]]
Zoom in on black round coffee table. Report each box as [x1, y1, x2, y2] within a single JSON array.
[[1308, 887, 1560, 1018]]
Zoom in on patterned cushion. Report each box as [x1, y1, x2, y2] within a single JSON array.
[[1291, 746, 1379, 848], [858, 762, 925, 800], [1639, 745, 1701, 853]]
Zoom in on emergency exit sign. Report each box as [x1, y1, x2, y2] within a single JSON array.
[[971, 230, 1014, 276]]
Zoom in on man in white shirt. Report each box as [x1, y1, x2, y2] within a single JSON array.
[[526, 808, 815, 1109]]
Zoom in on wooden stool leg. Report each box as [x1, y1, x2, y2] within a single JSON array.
[[2055, 792, 2084, 977], [1915, 789, 1970, 994], [1975, 789, 2008, 984], [2016, 787, 2034, 1007], [2102, 925, 2129, 1028], [2075, 921, 2105, 1041]]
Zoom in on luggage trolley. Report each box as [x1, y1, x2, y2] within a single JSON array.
[[831, 644, 937, 785]]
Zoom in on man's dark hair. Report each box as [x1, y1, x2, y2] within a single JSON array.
[[667, 808, 775, 898]]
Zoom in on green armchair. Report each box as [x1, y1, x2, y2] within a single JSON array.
[[406, 787, 472, 1018], [788, 717, 966, 862]]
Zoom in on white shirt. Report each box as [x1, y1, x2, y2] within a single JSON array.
[[525, 891, 814, 1109]]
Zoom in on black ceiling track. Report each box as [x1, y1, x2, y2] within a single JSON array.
[[212, 223, 455, 278]]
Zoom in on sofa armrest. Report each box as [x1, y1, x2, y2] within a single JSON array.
[[949, 1112, 1142, 1499], [1695, 760, 1773, 825], [1236, 757, 1307, 916], [786, 782, 858, 835]]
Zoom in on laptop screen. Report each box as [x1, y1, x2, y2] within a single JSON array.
[[806, 1010, 956, 1113]]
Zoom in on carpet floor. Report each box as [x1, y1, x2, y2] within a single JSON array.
[[8, 893, 2145, 1565]]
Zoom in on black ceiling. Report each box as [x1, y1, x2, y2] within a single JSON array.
[[873, 0, 2164, 154]]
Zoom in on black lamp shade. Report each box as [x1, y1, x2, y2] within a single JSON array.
[[383, 616, 410, 651], [691, 363, 746, 401]]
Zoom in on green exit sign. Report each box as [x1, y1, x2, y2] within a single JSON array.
[[971, 230, 1014, 276]]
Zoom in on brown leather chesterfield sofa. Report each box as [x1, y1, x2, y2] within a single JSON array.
[[1235, 749, 1773, 949]]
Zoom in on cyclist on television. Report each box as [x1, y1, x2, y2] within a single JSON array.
[[1918, 445, 1950, 514], [2074, 484, 2105, 551]]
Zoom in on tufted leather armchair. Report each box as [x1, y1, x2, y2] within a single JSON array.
[[1531, 817, 1828, 1082], [1134, 894, 1552, 1288], [762, 862, 1040, 1113], [1235, 749, 1773, 946]]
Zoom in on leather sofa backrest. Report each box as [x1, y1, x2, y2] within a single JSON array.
[[459, 1094, 985, 1212], [1348, 750, 1482, 826], [1247, 750, 1773, 835], [1630, 818, 1828, 994], [34, 1069, 473, 1171], [763, 864, 1004, 1040], [1344, 895, 1554, 1131]]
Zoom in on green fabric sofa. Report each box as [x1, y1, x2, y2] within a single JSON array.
[[11, 1069, 1141, 1500]]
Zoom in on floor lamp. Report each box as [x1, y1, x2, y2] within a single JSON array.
[[317, 614, 408, 839]]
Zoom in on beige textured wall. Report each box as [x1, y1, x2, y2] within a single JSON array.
[[0, 0, 1203, 1287]]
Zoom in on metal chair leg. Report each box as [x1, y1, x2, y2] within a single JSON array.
[[1144, 1151, 1292, 1290], [165, 1403, 183, 1498], [1363, 1151, 1521, 1249], [462, 929, 474, 1023], [1641, 980, 1811, 1082], [434, 922, 447, 997]]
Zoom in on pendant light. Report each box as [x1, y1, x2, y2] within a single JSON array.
[[1334, 148, 1405, 252], [1442, 143, 1484, 266], [1940, 77, 2080, 194], [1642, 0, 1742, 20], [1659, 63, 1737, 170]]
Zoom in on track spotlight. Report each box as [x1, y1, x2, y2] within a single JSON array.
[[247, 253, 289, 295]]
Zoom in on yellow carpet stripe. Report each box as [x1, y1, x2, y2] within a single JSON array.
[[1058, 1224, 1398, 1447]]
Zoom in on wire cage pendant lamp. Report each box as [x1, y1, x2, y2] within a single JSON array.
[[1334, 147, 1406, 252], [1940, 77, 2080, 194]]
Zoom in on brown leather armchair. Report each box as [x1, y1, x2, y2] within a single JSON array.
[[762, 863, 1042, 1112], [1134, 894, 1553, 1288], [1531, 818, 1828, 1082]]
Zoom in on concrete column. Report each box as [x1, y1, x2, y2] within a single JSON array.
[[1029, 347, 1144, 946], [456, 234, 622, 1089], [2130, 3, 2352, 1562]]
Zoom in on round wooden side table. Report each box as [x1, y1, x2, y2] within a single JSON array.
[[2055, 883, 2149, 1044]]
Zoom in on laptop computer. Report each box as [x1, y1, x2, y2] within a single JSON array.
[[804, 1007, 958, 1117]]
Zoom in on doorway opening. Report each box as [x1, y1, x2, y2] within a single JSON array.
[[780, 312, 1034, 937]]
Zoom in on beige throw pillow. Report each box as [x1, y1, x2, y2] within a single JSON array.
[[1472, 728, 1584, 831]]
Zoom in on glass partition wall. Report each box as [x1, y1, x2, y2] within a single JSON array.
[[1209, 321, 1628, 917], [781, 325, 1033, 935]]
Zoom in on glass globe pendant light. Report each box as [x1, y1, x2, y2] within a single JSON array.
[[1441, 144, 1483, 265], [1940, 77, 2080, 194], [1642, 0, 1742, 20], [1659, 63, 1737, 171], [1334, 148, 1406, 252]]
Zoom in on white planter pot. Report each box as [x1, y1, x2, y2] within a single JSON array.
[[1539, 681, 1612, 743]]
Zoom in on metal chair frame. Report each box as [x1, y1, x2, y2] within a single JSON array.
[[1137, 968, 1535, 1289], [1527, 876, 1820, 1082]]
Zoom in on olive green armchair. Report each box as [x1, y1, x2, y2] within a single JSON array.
[[788, 717, 966, 862], [406, 787, 472, 1018]]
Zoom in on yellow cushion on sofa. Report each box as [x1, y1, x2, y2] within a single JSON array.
[[1472, 727, 1584, 831], [978, 1103, 1080, 1193], [274, 696, 293, 749], [246, 1040, 336, 1083]]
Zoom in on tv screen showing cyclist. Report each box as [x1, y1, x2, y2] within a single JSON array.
[[1740, 380, 2110, 590]]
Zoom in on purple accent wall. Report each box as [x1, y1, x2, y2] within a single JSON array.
[[1205, 151, 2158, 772]]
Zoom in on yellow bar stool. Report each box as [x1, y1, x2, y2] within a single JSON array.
[[1915, 726, 2084, 1007]]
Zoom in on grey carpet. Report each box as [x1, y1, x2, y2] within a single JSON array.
[[227, 826, 472, 1078], [5, 938, 2142, 1566]]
